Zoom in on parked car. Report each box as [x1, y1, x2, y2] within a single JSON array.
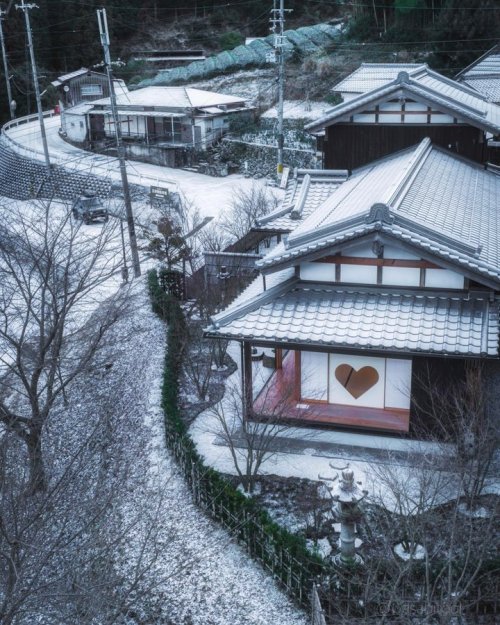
[[72, 193, 109, 224]]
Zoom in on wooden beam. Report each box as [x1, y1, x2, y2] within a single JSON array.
[[315, 255, 441, 269]]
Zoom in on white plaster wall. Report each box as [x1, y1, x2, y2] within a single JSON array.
[[430, 113, 454, 124], [383, 244, 419, 260], [425, 268, 464, 289], [379, 101, 402, 123], [63, 113, 88, 142], [340, 264, 378, 284], [353, 113, 376, 123], [382, 266, 421, 286], [343, 242, 377, 258], [404, 101, 428, 124], [385, 359, 412, 409], [300, 262, 335, 282], [301, 351, 328, 401]]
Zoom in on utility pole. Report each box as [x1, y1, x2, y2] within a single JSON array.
[[0, 9, 15, 119], [270, 0, 289, 177], [97, 8, 141, 278], [16, 1, 51, 173]]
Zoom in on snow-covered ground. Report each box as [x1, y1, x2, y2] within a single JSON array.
[[3, 115, 284, 222], [261, 100, 333, 122], [64, 283, 308, 624]]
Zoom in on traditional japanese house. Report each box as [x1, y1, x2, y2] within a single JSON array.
[[306, 66, 500, 170], [205, 138, 500, 434], [455, 44, 500, 105]]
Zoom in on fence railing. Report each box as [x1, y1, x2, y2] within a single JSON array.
[[1, 112, 186, 195], [316, 576, 500, 625], [311, 584, 327, 625], [165, 430, 318, 608], [1, 110, 59, 162]]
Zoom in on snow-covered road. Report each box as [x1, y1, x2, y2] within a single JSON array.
[[4, 115, 283, 221]]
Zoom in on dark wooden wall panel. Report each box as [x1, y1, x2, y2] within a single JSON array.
[[324, 124, 487, 170]]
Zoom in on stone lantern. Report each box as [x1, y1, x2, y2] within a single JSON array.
[[320, 465, 367, 567]]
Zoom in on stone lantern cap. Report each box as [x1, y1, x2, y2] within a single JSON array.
[[332, 469, 367, 504]]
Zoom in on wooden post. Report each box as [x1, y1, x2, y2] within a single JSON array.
[[242, 342, 253, 420], [275, 347, 283, 369], [294, 350, 301, 401]]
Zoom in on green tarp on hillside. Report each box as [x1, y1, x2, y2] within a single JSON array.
[[138, 23, 342, 88]]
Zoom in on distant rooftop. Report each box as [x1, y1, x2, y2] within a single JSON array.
[[455, 45, 500, 103], [92, 86, 246, 109], [332, 63, 427, 94], [255, 169, 348, 233]]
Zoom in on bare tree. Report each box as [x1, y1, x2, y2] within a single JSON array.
[[413, 361, 498, 511], [183, 325, 213, 403], [0, 198, 128, 492], [0, 368, 180, 625], [209, 377, 297, 494], [220, 184, 279, 242], [197, 221, 232, 254], [347, 453, 499, 624]]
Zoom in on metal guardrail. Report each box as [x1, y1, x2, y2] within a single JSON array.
[[1, 111, 185, 195], [1, 110, 59, 162]]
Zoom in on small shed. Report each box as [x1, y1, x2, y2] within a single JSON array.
[[51, 68, 128, 108]]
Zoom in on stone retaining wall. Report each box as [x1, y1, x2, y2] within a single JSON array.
[[0, 138, 112, 201]]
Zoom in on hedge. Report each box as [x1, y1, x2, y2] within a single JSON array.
[[147, 269, 324, 607]]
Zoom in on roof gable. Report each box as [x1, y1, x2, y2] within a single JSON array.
[[306, 70, 500, 135]]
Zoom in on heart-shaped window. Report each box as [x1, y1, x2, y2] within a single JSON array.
[[335, 364, 379, 399]]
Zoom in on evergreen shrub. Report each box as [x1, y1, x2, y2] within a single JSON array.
[[147, 269, 324, 607]]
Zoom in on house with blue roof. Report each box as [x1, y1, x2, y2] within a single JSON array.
[[205, 138, 500, 434]]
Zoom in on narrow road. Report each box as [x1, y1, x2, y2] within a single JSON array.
[[4, 116, 283, 220]]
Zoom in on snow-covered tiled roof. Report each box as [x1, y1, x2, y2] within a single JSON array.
[[455, 45, 500, 103], [92, 86, 245, 109], [307, 68, 500, 135], [255, 169, 348, 233], [461, 77, 500, 104], [332, 63, 426, 94], [456, 45, 500, 79], [256, 139, 500, 285], [207, 284, 499, 357]]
